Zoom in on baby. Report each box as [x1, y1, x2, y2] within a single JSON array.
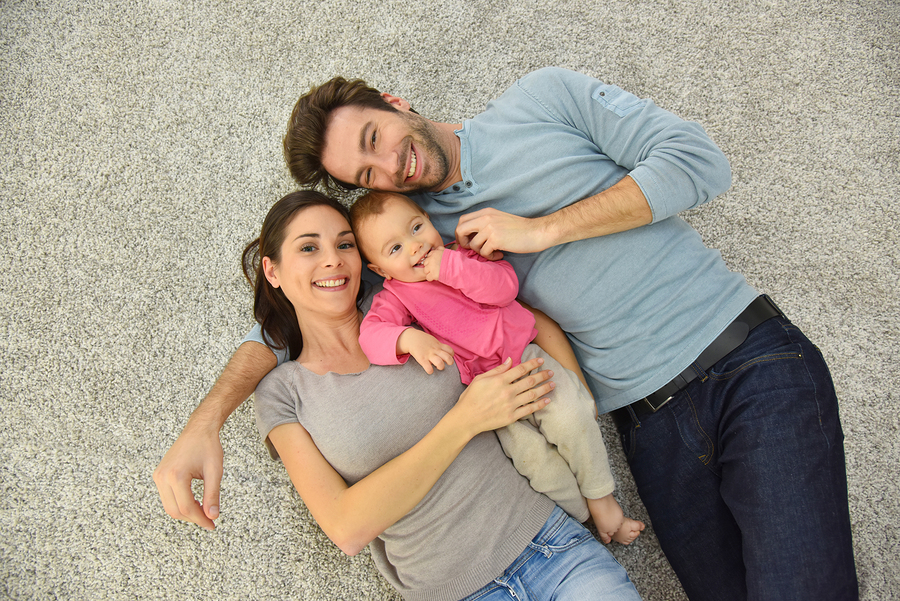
[[351, 191, 644, 544]]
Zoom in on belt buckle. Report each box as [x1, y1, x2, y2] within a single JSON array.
[[640, 394, 674, 413]]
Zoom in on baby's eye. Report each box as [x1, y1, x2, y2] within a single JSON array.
[[412, 223, 421, 234], [389, 244, 401, 255]]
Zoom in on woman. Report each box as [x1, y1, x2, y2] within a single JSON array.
[[244, 190, 641, 600]]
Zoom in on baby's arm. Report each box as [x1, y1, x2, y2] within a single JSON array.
[[360, 290, 454, 373], [396, 328, 455, 375], [438, 249, 520, 307]]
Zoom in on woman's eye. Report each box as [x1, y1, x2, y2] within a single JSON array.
[[300, 245, 316, 253], [371, 131, 377, 149], [338, 242, 355, 250], [365, 168, 372, 186]]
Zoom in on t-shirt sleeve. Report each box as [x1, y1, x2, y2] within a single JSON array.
[[253, 365, 299, 460], [241, 323, 290, 366], [517, 67, 732, 222]]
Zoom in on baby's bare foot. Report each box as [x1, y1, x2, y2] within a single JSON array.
[[611, 517, 645, 545]]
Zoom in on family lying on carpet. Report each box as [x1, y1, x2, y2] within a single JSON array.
[[154, 68, 858, 601]]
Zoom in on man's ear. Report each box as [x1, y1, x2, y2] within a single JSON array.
[[368, 262, 391, 280], [262, 256, 281, 288], [380, 93, 411, 112]]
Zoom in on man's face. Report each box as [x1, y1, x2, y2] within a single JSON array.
[[321, 103, 451, 194]]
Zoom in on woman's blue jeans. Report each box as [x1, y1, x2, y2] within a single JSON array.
[[461, 506, 641, 600], [618, 316, 858, 601]]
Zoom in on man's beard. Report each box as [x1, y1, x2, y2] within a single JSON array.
[[397, 111, 451, 193]]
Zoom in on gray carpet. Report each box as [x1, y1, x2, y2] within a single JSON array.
[[1, 0, 898, 599]]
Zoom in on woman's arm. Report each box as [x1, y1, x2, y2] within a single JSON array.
[[268, 356, 554, 556]]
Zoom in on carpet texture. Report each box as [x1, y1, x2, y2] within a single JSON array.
[[1, 0, 898, 599]]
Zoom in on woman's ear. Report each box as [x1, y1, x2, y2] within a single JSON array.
[[380, 93, 411, 112], [262, 256, 281, 288], [367, 263, 391, 280]]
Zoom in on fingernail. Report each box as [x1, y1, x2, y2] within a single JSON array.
[[209, 506, 219, 518]]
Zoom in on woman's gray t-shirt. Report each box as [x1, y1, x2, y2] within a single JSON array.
[[254, 350, 554, 601]]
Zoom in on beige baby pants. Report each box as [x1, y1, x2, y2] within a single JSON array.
[[495, 343, 615, 522]]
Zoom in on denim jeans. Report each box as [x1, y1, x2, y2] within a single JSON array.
[[461, 506, 640, 600], [618, 316, 858, 601]]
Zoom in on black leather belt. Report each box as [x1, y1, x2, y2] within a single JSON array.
[[610, 295, 784, 430]]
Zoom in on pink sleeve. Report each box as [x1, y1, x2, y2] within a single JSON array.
[[358, 290, 413, 365], [438, 249, 520, 306]]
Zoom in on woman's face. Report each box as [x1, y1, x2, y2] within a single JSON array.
[[263, 205, 362, 320]]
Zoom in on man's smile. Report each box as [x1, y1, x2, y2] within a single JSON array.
[[406, 147, 418, 181]]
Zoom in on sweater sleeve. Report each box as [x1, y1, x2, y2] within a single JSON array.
[[437, 249, 520, 307], [517, 67, 732, 222], [358, 289, 414, 365]]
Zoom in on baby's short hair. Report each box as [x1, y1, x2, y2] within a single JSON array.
[[349, 191, 425, 231]]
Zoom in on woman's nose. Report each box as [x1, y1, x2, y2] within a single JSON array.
[[322, 248, 343, 267]]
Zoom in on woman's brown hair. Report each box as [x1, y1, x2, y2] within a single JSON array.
[[242, 190, 358, 360]]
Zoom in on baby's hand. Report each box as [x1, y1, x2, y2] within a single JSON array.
[[397, 328, 455, 374], [422, 247, 444, 281]]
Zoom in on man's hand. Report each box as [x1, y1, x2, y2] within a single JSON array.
[[152, 341, 278, 529], [153, 420, 224, 530], [455, 209, 551, 260], [456, 178, 653, 260], [397, 328, 455, 374], [422, 246, 445, 281]]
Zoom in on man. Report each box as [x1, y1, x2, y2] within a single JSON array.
[[155, 68, 857, 600]]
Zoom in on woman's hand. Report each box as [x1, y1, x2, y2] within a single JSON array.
[[449, 356, 554, 436]]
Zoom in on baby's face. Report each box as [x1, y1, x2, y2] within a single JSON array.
[[360, 196, 444, 283]]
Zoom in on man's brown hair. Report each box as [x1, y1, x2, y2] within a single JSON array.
[[283, 77, 395, 191]]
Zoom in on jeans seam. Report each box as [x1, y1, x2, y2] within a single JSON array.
[[681, 391, 715, 466], [708, 351, 802, 381]]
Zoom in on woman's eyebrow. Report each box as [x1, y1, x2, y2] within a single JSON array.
[[292, 230, 354, 242]]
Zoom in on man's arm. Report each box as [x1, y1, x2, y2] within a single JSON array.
[[456, 176, 650, 259], [457, 68, 730, 259], [153, 341, 277, 530]]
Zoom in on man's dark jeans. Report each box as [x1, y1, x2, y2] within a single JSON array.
[[618, 316, 858, 601]]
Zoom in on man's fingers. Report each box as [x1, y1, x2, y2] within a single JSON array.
[[171, 476, 215, 530], [202, 464, 222, 520]]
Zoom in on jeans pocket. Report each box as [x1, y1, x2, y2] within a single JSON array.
[[620, 426, 636, 461], [529, 510, 594, 557], [708, 350, 803, 382]]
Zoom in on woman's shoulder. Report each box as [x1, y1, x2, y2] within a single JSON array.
[[256, 360, 303, 400]]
